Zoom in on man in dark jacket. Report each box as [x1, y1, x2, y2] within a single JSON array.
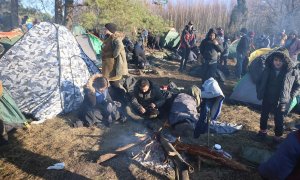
[[259, 129, 300, 180], [199, 28, 223, 82], [235, 28, 250, 79], [285, 30, 300, 61], [256, 49, 300, 143], [178, 21, 196, 72], [130, 79, 165, 119], [133, 41, 149, 69]]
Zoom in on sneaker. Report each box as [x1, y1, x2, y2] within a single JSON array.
[[252, 131, 267, 142]]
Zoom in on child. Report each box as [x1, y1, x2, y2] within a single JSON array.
[[256, 48, 300, 143], [75, 74, 125, 127]]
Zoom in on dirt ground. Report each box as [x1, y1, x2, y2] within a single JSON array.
[[1, 49, 300, 180]]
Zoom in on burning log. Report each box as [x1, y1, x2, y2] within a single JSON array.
[[97, 136, 150, 164], [172, 142, 249, 172], [159, 135, 194, 180]]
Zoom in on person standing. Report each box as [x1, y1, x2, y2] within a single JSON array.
[[235, 28, 250, 79], [102, 23, 128, 97], [285, 30, 300, 61], [255, 49, 300, 144], [178, 21, 196, 72], [199, 28, 223, 82]]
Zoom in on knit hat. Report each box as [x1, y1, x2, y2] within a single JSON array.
[[290, 30, 298, 36], [105, 23, 117, 34], [188, 21, 193, 25], [240, 27, 248, 34]]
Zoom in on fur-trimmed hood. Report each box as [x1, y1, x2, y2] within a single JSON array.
[[265, 48, 298, 71], [111, 31, 125, 40], [85, 74, 109, 94]]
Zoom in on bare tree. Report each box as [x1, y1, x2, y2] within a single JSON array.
[[55, 0, 63, 24], [64, 0, 74, 29]]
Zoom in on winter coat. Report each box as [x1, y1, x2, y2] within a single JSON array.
[[130, 80, 165, 111], [102, 32, 128, 81], [180, 28, 196, 49], [81, 74, 112, 108], [286, 38, 300, 61], [256, 49, 300, 107], [258, 130, 300, 180], [221, 39, 230, 57], [236, 35, 250, 55], [200, 28, 223, 64], [199, 38, 223, 64], [168, 93, 199, 127]]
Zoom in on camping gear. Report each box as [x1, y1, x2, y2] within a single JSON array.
[[75, 33, 103, 67], [0, 87, 27, 126], [161, 28, 180, 49], [241, 147, 273, 165], [0, 22, 100, 123], [228, 39, 239, 59], [194, 78, 225, 138], [230, 48, 300, 112]]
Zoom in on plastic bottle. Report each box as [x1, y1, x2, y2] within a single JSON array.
[[213, 144, 232, 159]]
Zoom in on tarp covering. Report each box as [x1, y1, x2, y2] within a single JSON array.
[[72, 25, 86, 36], [0, 88, 27, 125], [76, 33, 103, 67], [161, 29, 180, 49], [249, 48, 272, 63], [0, 22, 100, 123], [228, 39, 239, 59]]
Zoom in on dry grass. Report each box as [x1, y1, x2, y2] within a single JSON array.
[[1, 49, 299, 179]]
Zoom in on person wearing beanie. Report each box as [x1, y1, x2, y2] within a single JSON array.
[[178, 21, 196, 72], [129, 78, 165, 119], [285, 30, 300, 61], [75, 74, 126, 128], [255, 48, 300, 144], [235, 27, 250, 79], [199, 28, 223, 82], [102, 22, 128, 98]]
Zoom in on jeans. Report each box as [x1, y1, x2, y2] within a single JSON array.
[[260, 99, 284, 136], [179, 47, 190, 70], [194, 98, 217, 138], [235, 52, 245, 78]]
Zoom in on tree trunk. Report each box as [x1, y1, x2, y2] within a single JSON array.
[[11, 0, 19, 28], [55, 0, 63, 24], [64, 0, 74, 29]]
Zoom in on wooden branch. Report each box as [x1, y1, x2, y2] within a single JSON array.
[[159, 135, 193, 180], [97, 136, 150, 164], [172, 142, 249, 172]]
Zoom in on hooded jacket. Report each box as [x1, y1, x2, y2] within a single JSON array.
[[256, 49, 300, 107], [130, 79, 165, 111], [102, 32, 128, 81], [199, 29, 223, 64]]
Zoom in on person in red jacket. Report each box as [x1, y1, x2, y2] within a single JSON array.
[[178, 21, 196, 72]]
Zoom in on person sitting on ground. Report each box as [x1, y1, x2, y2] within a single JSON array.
[[133, 40, 149, 69], [258, 127, 300, 179], [130, 79, 165, 119], [255, 48, 300, 144], [75, 74, 126, 127], [200, 28, 223, 82]]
